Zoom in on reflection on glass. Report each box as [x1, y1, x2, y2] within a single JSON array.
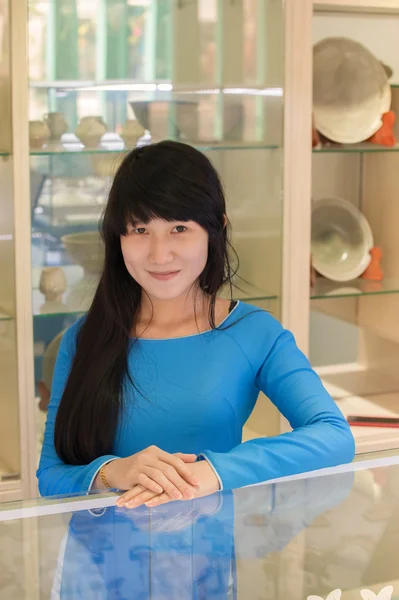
[[2, 458, 399, 598]]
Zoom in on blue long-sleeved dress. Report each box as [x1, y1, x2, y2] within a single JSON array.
[[37, 300, 355, 496]]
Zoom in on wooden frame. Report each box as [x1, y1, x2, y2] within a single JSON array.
[[282, 0, 313, 355], [9, 0, 36, 500]]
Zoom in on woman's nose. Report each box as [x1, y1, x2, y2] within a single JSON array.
[[148, 237, 174, 265]]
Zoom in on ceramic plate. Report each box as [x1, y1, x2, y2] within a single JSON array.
[[313, 37, 391, 144], [311, 197, 373, 282]]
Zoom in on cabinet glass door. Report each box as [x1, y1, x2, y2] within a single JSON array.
[[28, 0, 285, 462]]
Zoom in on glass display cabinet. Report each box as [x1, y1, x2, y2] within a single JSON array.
[[27, 0, 286, 471], [10, 0, 399, 503], [310, 0, 399, 454], [0, 449, 398, 598]]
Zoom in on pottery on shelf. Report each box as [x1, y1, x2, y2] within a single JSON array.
[[43, 112, 68, 141], [311, 197, 374, 282], [313, 37, 391, 144], [39, 266, 67, 302], [75, 116, 108, 148], [120, 119, 145, 147], [29, 120, 50, 149], [61, 231, 105, 276]]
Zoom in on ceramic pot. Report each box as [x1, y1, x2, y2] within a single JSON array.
[[61, 231, 104, 276], [39, 267, 67, 302], [120, 119, 145, 147], [43, 112, 68, 141], [29, 120, 50, 149], [75, 116, 108, 148]]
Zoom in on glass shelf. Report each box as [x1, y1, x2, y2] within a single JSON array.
[[313, 143, 399, 154], [30, 139, 279, 156], [32, 287, 278, 319], [310, 277, 399, 300], [0, 152, 10, 158], [31, 264, 278, 319], [0, 310, 12, 322], [29, 80, 283, 94]]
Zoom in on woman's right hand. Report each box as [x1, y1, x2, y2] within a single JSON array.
[[103, 447, 200, 501]]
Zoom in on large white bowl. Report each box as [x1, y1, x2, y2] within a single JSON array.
[[313, 37, 391, 144], [311, 198, 374, 282]]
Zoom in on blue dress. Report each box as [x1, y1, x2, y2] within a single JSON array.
[[37, 301, 355, 496]]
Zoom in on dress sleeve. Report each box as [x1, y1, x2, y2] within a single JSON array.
[[199, 329, 355, 491], [36, 326, 120, 497]]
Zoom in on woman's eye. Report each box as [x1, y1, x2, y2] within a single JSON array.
[[173, 225, 187, 233], [134, 227, 147, 235]]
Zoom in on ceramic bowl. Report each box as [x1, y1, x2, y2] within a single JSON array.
[[130, 100, 198, 140], [313, 37, 391, 144], [311, 197, 373, 282], [61, 231, 104, 275]]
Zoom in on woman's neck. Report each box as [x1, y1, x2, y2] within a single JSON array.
[[140, 289, 208, 326], [134, 291, 231, 339]]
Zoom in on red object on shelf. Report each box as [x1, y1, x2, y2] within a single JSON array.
[[361, 246, 383, 281], [348, 421, 399, 428], [347, 415, 399, 428], [367, 110, 396, 147]]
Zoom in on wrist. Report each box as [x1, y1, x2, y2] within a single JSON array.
[[93, 459, 120, 490], [192, 460, 220, 496], [197, 455, 223, 491]]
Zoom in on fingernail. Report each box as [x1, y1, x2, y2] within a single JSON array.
[[126, 501, 136, 508], [173, 491, 182, 499], [184, 490, 195, 500], [192, 478, 200, 486]]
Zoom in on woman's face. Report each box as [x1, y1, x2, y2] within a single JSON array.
[[120, 218, 209, 300]]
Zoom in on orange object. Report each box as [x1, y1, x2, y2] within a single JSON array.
[[312, 115, 320, 148], [367, 111, 396, 147], [361, 246, 383, 281], [310, 255, 317, 288]]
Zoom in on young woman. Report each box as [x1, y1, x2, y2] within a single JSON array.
[[37, 140, 355, 509]]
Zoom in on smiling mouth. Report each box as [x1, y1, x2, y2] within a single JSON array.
[[148, 270, 180, 281]]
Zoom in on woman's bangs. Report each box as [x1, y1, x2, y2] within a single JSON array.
[[116, 190, 202, 235]]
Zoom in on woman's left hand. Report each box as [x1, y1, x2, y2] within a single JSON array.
[[116, 460, 220, 509]]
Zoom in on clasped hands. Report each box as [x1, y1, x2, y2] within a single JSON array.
[[95, 446, 220, 509]]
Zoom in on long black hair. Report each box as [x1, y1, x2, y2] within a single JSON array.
[[54, 140, 238, 465]]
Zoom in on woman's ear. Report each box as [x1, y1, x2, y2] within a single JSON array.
[[223, 214, 228, 229]]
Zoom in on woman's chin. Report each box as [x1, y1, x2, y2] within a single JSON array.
[[141, 281, 198, 302]]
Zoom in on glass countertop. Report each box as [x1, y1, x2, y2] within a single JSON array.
[[1, 450, 398, 598]]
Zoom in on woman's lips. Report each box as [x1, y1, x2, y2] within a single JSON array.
[[148, 270, 180, 281]]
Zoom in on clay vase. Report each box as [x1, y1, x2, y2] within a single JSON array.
[[120, 119, 145, 147], [43, 112, 68, 141], [29, 120, 50, 149], [75, 116, 108, 148], [39, 267, 67, 302]]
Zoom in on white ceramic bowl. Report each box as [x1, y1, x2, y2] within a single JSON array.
[[61, 231, 104, 275], [311, 197, 373, 282], [313, 37, 391, 144]]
